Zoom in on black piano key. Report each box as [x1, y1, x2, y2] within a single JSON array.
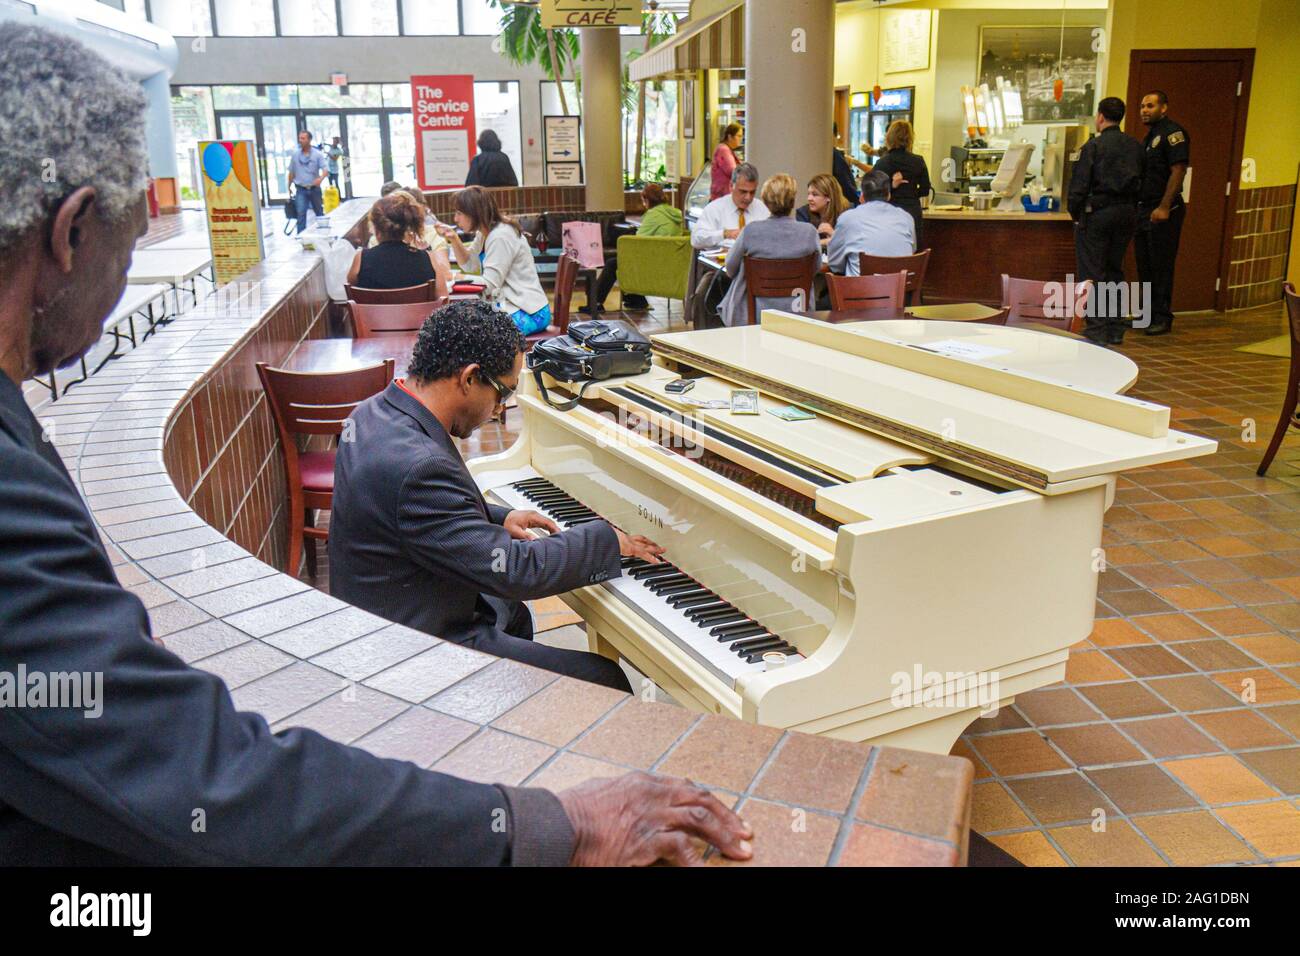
[[551, 509, 594, 520], [630, 564, 678, 580], [666, 590, 713, 607], [513, 479, 552, 490], [717, 624, 764, 639], [693, 606, 742, 621], [683, 602, 731, 619], [696, 611, 746, 628], [645, 572, 691, 587], [652, 581, 701, 597], [621, 557, 647, 568], [729, 635, 782, 652], [562, 517, 603, 526]]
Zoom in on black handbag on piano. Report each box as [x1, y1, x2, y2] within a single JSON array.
[[527, 318, 652, 411]]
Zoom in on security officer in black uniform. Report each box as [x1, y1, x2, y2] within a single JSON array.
[[1068, 96, 1143, 346], [1136, 90, 1190, 335]]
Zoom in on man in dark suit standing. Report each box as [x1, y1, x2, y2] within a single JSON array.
[[0, 21, 751, 866], [329, 301, 662, 692]]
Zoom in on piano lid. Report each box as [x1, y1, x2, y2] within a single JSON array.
[[651, 313, 1217, 493]]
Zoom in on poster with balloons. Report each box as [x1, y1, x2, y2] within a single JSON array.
[[198, 140, 265, 285]]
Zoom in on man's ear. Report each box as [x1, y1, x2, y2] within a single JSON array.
[[459, 364, 479, 393], [48, 186, 98, 273]]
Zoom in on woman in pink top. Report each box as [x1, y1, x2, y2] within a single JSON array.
[[710, 123, 743, 199]]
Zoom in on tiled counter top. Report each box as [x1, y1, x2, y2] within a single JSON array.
[[34, 200, 974, 866]]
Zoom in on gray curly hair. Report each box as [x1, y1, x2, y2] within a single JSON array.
[[0, 22, 149, 256]]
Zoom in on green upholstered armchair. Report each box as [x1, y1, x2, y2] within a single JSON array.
[[616, 234, 693, 317]]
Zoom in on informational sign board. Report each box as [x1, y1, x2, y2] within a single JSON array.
[[411, 75, 476, 190], [545, 163, 583, 186], [543, 115, 582, 164], [197, 140, 264, 285], [541, 0, 639, 29], [883, 9, 931, 74]]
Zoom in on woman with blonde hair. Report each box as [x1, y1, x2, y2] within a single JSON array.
[[715, 173, 820, 328], [796, 173, 849, 246], [348, 190, 450, 295], [869, 119, 932, 248]]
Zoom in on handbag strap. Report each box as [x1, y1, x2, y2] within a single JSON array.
[[532, 369, 596, 412]]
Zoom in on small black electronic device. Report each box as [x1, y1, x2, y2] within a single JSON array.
[[665, 379, 695, 394]]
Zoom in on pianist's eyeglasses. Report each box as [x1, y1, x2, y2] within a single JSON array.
[[479, 369, 516, 404]]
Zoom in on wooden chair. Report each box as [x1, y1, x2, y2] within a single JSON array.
[[344, 280, 439, 304], [743, 253, 820, 325], [349, 299, 447, 338], [1257, 282, 1300, 476], [859, 250, 931, 306], [827, 270, 908, 311], [525, 253, 578, 350], [256, 360, 395, 579], [1001, 274, 1090, 333]]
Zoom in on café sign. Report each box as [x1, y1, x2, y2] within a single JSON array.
[[540, 0, 640, 29]]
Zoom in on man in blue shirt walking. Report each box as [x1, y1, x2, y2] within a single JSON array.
[[288, 130, 328, 233]]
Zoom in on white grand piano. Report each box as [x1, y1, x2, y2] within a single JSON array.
[[472, 312, 1216, 754]]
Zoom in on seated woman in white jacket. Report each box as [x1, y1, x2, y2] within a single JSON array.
[[435, 186, 552, 335]]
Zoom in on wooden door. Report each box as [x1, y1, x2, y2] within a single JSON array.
[[1125, 50, 1253, 312]]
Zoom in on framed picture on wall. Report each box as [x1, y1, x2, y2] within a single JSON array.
[[680, 80, 695, 140], [978, 26, 1098, 123]]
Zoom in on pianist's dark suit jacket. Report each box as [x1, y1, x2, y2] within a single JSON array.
[[0, 371, 571, 865], [328, 382, 621, 643]]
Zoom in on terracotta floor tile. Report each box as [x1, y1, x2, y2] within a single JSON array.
[[1238, 748, 1300, 795], [1078, 682, 1173, 720], [855, 747, 971, 843], [1121, 715, 1221, 758], [711, 798, 838, 867], [964, 705, 1029, 734], [1066, 649, 1132, 683], [1261, 703, 1300, 738], [1123, 563, 1194, 589], [1214, 579, 1293, 606], [571, 698, 698, 770], [1013, 687, 1102, 727], [1193, 606, 1273, 637], [1162, 755, 1279, 804], [1233, 634, 1300, 665], [1089, 618, 1153, 647], [753, 732, 871, 814], [970, 781, 1031, 832], [1192, 535, 1262, 558], [1104, 590, 1177, 616], [1006, 772, 1115, 826], [1132, 811, 1258, 866], [1044, 724, 1145, 767], [491, 676, 626, 747], [1231, 554, 1300, 578], [1268, 575, 1300, 600], [1105, 645, 1197, 678], [971, 731, 1070, 777], [1252, 602, 1300, 631], [1172, 639, 1260, 672], [1106, 544, 1161, 565], [1191, 709, 1291, 750], [1049, 820, 1166, 866], [1133, 613, 1214, 643], [1144, 539, 1210, 562], [1152, 585, 1230, 611], [1086, 764, 1200, 814], [1215, 801, 1300, 858], [656, 714, 783, 792], [949, 738, 993, 780], [1145, 674, 1243, 712], [988, 830, 1067, 866], [1209, 668, 1300, 705], [834, 822, 959, 867]]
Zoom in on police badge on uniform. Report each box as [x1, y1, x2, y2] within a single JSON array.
[[1151, 135, 1161, 147], [1168, 131, 1185, 145]]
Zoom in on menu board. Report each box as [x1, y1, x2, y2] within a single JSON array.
[[883, 9, 931, 74]]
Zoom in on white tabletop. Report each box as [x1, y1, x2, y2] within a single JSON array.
[[127, 248, 213, 284], [107, 283, 170, 322]]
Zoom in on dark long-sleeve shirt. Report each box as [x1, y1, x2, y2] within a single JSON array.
[[465, 149, 518, 188], [1068, 125, 1143, 220], [0, 370, 571, 865]]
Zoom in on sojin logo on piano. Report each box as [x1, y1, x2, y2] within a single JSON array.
[[637, 504, 665, 528]]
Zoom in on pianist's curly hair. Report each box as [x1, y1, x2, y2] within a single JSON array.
[[407, 300, 525, 385]]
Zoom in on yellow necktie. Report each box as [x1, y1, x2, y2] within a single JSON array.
[[738, 210, 746, 230]]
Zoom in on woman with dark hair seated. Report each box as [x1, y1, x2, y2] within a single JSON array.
[[435, 185, 551, 334], [348, 190, 450, 294], [465, 129, 518, 188], [584, 182, 685, 315]]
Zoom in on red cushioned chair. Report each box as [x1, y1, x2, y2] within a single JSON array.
[[256, 359, 394, 579], [1258, 282, 1300, 476], [859, 249, 931, 306], [344, 280, 440, 304], [826, 270, 908, 312], [524, 252, 578, 350], [1001, 274, 1091, 333], [348, 299, 448, 338]]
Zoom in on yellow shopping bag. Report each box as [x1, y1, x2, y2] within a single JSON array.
[[322, 185, 340, 213]]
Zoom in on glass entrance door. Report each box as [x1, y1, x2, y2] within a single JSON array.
[[387, 112, 416, 187], [261, 114, 301, 202], [344, 113, 386, 198], [215, 114, 264, 198]]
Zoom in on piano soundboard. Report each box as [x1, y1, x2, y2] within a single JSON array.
[[474, 312, 1216, 754]]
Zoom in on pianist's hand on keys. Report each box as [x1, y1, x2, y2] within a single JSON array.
[[558, 772, 753, 866], [502, 507, 666, 564]]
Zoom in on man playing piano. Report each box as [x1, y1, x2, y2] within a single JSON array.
[[329, 301, 665, 691]]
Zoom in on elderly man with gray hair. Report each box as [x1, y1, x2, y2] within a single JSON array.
[[690, 161, 771, 251], [0, 22, 753, 867]]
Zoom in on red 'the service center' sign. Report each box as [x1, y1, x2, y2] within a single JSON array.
[[411, 75, 476, 190]]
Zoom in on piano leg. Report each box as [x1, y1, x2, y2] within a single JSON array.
[[587, 624, 620, 664]]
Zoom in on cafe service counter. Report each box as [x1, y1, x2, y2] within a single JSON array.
[[32, 198, 975, 867], [921, 206, 1075, 306]]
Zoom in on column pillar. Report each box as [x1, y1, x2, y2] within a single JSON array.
[[744, 0, 835, 190], [580, 28, 624, 211]]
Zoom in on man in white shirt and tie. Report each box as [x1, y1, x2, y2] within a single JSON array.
[[827, 170, 916, 275], [692, 163, 771, 250]]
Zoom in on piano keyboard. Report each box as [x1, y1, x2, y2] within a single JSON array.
[[488, 475, 805, 685]]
